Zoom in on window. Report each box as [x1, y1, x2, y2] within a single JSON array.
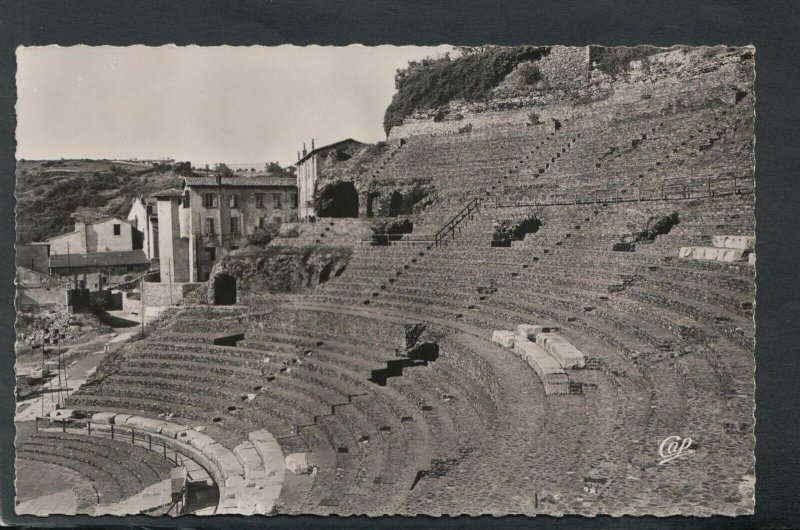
[[255, 193, 265, 208], [182, 191, 190, 208], [204, 247, 217, 261], [202, 193, 217, 208], [290, 193, 298, 209], [272, 193, 283, 209], [229, 194, 239, 208], [113, 224, 121, 236], [205, 217, 216, 235], [230, 216, 240, 235], [258, 217, 267, 229]]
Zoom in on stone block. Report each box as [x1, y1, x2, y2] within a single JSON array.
[[546, 340, 586, 369], [679, 246, 747, 262], [205, 443, 245, 476], [123, 416, 168, 434], [160, 422, 186, 439], [748, 252, 756, 266], [286, 453, 310, 475], [513, 338, 570, 395], [91, 412, 117, 424], [111, 413, 133, 426], [517, 324, 544, 340], [491, 330, 516, 348], [177, 429, 217, 451], [712, 235, 755, 250]]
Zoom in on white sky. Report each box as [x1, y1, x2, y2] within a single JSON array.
[[16, 45, 452, 168]]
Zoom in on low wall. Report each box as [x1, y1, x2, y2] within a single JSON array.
[[142, 282, 204, 309]]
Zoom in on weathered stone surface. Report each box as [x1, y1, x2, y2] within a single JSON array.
[[535, 333, 586, 369], [285, 453, 310, 475], [123, 416, 168, 434], [177, 429, 217, 451], [712, 235, 755, 250], [517, 324, 544, 339], [90, 412, 117, 424], [491, 330, 516, 348], [513, 338, 570, 395], [679, 246, 747, 262]]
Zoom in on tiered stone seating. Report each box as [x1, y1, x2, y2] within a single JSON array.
[[16, 431, 175, 514]]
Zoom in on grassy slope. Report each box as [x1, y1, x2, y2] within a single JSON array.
[[15, 159, 185, 244]]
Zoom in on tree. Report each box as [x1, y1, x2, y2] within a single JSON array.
[[214, 163, 234, 177]]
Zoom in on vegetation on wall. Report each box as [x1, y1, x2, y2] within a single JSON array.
[[383, 46, 550, 134], [589, 45, 663, 77], [492, 215, 542, 244]]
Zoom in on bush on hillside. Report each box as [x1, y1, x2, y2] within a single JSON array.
[[590, 45, 662, 77], [247, 223, 281, 246], [384, 46, 551, 134]]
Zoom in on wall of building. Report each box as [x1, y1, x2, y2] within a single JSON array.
[[156, 197, 191, 283], [85, 218, 136, 253], [47, 230, 85, 255], [15, 244, 50, 273], [297, 155, 320, 220], [141, 281, 203, 308], [187, 184, 298, 281], [50, 265, 148, 290], [128, 199, 159, 260]]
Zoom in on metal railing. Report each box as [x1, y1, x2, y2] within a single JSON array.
[[434, 197, 482, 247], [491, 175, 753, 209], [34, 416, 191, 470]]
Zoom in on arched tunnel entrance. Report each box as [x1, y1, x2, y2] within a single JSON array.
[[316, 182, 359, 218]]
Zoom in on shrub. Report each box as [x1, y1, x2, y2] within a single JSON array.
[[247, 223, 281, 246], [634, 212, 679, 242], [527, 111, 543, 125], [369, 218, 413, 246], [517, 62, 543, 85], [590, 45, 662, 77], [458, 123, 473, 134], [492, 215, 541, 243]]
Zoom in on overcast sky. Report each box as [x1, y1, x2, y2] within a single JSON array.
[[16, 45, 452, 168]]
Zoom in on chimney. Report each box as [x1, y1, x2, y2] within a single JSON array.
[[216, 174, 222, 186], [311, 138, 315, 150], [302, 143, 307, 157]]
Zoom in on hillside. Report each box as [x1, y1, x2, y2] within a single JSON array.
[[14, 159, 188, 244]]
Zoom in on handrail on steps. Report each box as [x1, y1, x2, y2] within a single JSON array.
[[434, 197, 482, 247]]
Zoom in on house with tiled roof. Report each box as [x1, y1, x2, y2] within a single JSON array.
[[153, 174, 298, 283]]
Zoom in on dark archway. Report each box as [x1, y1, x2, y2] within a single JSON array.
[[316, 182, 359, 218], [366, 191, 381, 218], [213, 273, 237, 305], [387, 191, 404, 217]]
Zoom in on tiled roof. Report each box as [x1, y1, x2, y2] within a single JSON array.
[[184, 176, 296, 188], [49, 250, 150, 269]]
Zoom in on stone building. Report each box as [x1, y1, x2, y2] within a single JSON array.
[[155, 175, 298, 283], [48, 249, 150, 290], [127, 197, 159, 261], [45, 216, 143, 256], [295, 138, 364, 220]]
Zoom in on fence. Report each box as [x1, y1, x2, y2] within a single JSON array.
[[34, 416, 193, 471]]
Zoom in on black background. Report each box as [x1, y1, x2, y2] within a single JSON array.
[[0, 1, 798, 528]]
